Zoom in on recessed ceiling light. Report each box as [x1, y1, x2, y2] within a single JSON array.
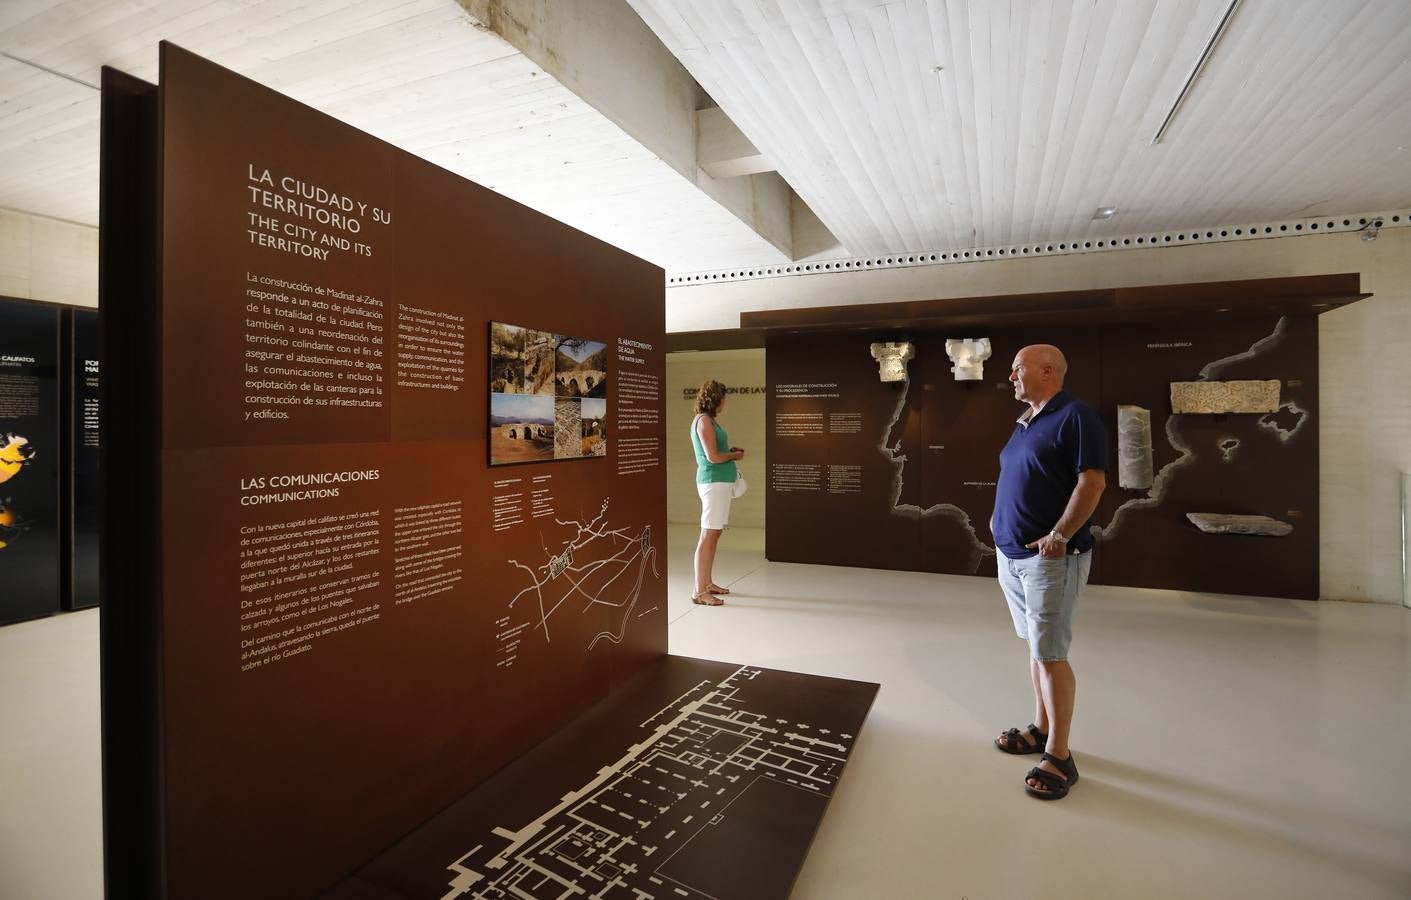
[[1093, 206, 1117, 220]]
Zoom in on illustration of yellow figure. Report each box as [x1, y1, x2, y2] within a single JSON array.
[[0, 502, 17, 549], [0, 434, 36, 485]]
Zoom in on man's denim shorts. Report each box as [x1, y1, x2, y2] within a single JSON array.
[[997, 549, 1092, 662]]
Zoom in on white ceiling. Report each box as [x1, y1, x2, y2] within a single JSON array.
[[0, 0, 789, 272], [3, 1, 1410, 278], [630, 0, 1411, 258]]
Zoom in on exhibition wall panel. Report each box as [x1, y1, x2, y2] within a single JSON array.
[[1091, 318, 1318, 599], [665, 349, 766, 527], [0, 297, 62, 624], [102, 44, 666, 900], [669, 228, 1411, 603], [766, 316, 1319, 599]]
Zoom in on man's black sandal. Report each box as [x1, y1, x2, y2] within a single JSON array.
[[995, 724, 1047, 754], [1024, 752, 1078, 800]]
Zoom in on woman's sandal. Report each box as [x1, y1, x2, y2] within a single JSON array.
[[994, 724, 1048, 754], [1024, 752, 1079, 800], [707, 584, 731, 595], [691, 591, 724, 606]]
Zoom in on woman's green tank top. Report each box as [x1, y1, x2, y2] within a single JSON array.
[[690, 413, 737, 484]]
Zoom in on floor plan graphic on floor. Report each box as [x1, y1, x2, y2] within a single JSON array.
[[331, 657, 879, 900]]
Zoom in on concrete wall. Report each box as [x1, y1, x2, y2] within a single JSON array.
[[665, 228, 1411, 603], [0, 209, 98, 307], [665, 349, 766, 529]]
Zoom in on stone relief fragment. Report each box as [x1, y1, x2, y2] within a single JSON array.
[[1186, 512, 1293, 536], [944, 338, 991, 381], [1117, 405, 1154, 490], [869, 341, 914, 382], [1169, 380, 1280, 414]]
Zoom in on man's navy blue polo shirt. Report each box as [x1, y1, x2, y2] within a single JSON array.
[[992, 390, 1108, 560]]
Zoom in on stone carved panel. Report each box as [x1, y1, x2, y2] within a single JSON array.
[[1117, 405, 1153, 490], [944, 338, 991, 381], [1186, 513, 1293, 536], [869, 341, 914, 382], [1169, 380, 1280, 414]]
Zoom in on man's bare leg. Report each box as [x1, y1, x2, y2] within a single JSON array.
[[997, 652, 1049, 750], [1028, 659, 1076, 791], [1032, 656, 1050, 733]]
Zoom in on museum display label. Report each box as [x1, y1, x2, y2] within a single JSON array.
[[70, 309, 101, 609]]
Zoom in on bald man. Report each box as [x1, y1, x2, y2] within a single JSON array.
[[990, 344, 1106, 800]]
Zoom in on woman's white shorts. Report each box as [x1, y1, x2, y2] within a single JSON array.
[[697, 482, 733, 530]]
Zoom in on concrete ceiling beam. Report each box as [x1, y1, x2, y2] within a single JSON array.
[[461, 0, 821, 262], [696, 107, 773, 179]]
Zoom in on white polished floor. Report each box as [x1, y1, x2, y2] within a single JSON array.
[[0, 607, 102, 900], [2, 527, 1409, 899], [667, 525, 1411, 900]]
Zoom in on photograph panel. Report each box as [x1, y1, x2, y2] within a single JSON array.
[[554, 398, 583, 459], [489, 322, 527, 394], [524, 329, 557, 395], [580, 398, 606, 457], [491, 323, 609, 465], [490, 392, 554, 465], [554, 338, 607, 398]]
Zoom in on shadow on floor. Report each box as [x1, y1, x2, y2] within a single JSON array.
[[1074, 753, 1411, 892]]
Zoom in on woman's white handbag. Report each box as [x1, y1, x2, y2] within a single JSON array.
[[731, 473, 748, 498]]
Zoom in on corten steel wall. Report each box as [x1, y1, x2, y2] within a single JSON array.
[[102, 45, 667, 900], [765, 317, 1318, 600]]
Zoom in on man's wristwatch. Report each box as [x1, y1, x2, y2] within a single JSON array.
[[1048, 529, 1069, 545]]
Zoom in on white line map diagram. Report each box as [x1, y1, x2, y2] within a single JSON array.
[[440, 665, 857, 900], [502, 499, 660, 657]]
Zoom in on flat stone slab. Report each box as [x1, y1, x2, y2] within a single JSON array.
[[1170, 379, 1281, 414], [1186, 513, 1293, 536]]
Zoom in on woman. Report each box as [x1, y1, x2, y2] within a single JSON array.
[[690, 380, 745, 606]]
